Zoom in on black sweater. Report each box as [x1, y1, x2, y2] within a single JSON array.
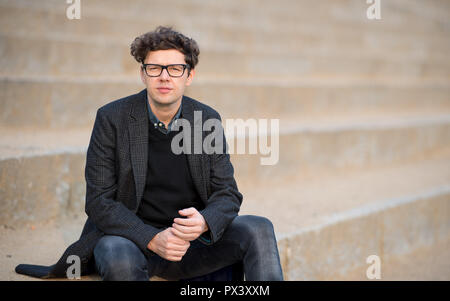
[[137, 122, 204, 229]]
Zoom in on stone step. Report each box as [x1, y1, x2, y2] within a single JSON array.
[[238, 150, 450, 235], [0, 128, 89, 227], [1, 153, 449, 280], [332, 236, 450, 280], [2, 0, 449, 282], [232, 115, 450, 185], [2, 33, 449, 79], [277, 185, 450, 280], [1, 76, 449, 128], [1, 4, 449, 61], [1, 0, 448, 39], [1, 115, 449, 227], [0, 114, 448, 163], [189, 80, 450, 121]]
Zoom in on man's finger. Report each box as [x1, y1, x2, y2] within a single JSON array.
[[172, 223, 194, 233], [171, 227, 190, 239], [165, 249, 187, 258], [167, 256, 184, 262], [178, 207, 197, 217], [168, 240, 189, 250], [171, 227, 196, 241], [168, 229, 191, 245], [173, 217, 198, 226], [172, 223, 202, 235]]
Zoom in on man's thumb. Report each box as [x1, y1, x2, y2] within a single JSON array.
[[179, 207, 195, 216]]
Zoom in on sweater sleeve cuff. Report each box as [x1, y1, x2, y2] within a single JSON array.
[[198, 231, 212, 245]]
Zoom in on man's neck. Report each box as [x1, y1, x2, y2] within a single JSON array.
[[147, 96, 182, 127]]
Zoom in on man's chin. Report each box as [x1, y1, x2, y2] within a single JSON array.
[[151, 97, 181, 107]]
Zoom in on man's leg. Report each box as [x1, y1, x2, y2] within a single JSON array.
[[93, 235, 149, 281], [153, 215, 284, 281], [224, 215, 283, 280]]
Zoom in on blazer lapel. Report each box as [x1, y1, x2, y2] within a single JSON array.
[[128, 90, 149, 212], [182, 97, 208, 203]]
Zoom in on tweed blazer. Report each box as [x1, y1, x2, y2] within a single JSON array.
[[15, 89, 243, 279]]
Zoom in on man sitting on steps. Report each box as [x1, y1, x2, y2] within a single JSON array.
[[15, 26, 283, 281]]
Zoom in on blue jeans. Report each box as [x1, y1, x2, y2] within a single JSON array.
[[93, 215, 283, 281]]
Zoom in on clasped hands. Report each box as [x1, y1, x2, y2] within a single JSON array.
[[147, 207, 209, 262]]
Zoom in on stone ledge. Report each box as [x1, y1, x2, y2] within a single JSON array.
[[277, 186, 450, 280]]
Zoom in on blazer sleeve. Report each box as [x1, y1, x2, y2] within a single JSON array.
[[199, 112, 243, 244], [84, 108, 162, 253]]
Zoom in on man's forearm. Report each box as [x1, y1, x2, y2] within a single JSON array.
[[86, 196, 162, 252]]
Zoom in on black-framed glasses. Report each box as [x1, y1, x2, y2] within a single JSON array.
[[142, 64, 189, 77]]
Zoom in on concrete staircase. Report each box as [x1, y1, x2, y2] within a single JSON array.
[[1, 0, 449, 280]]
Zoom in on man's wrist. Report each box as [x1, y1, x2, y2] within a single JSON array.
[[147, 235, 155, 251], [201, 216, 209, 233], [147, 228, 164, 251]]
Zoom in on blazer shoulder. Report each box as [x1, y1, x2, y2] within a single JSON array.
[[97, 90, 143, 116]]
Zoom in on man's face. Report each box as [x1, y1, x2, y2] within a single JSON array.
[[140, 49, 195, 108]]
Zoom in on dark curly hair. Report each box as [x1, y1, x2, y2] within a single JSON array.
[[130, 26, 200, 70]]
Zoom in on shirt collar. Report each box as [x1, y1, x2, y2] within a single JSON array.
[[146, 94, 182, 133]]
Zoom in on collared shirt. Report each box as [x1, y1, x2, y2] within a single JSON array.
[[146, 96, 182, 135]]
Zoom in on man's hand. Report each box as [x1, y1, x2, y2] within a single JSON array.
[[171, 207, 209, 241], [147, 228, 190, 262]]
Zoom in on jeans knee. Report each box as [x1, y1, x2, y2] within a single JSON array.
[[233, 215, 275, 242], [94, 235, 148, 281]]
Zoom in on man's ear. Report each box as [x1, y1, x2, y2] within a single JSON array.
[[186, 68, 195, 86], [140, 66, 146, 85]]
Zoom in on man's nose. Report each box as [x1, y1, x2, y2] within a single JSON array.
[[159, 68, 171, 80]]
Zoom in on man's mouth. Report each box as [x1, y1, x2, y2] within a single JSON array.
[[157, 87, 172, 94]]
